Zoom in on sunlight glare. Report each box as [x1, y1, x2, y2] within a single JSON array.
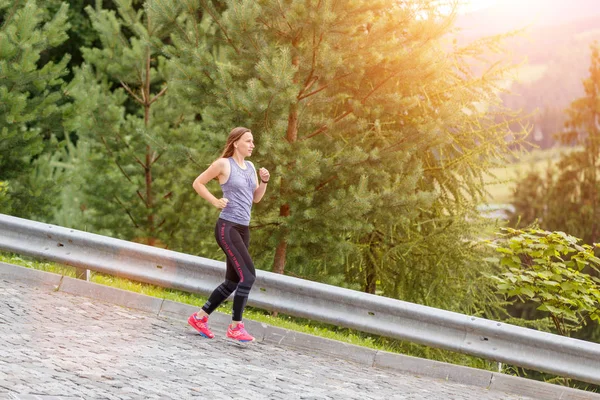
[[460, 0, 498, 14]]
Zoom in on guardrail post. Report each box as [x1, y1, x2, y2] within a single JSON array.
[[74, 267, 89, 281]]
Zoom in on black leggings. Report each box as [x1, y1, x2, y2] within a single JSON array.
[[202, 218, 256, 321]]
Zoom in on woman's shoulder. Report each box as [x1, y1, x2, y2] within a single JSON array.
[[214, 157, 230, 166], [245, 160, 256, 171], [209, 158, 230, 173]]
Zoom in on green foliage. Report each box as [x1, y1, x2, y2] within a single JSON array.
[[161, 0, 527, 317], [4, 136, 68, 221], [1, 0, 526, 322], [0, 0, 71, 217], [0, 181, 10, 212], [61, 0, 204, 245], [489, 227, 600, 336], [40, 0, 143, 80], [43, 133, 92, 228], [346, 216, 511, 316]]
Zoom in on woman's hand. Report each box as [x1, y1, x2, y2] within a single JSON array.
[[259, 167, 270, 183], [212, 198, 229, 209]]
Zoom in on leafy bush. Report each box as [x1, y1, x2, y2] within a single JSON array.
[[488, 227, 600, 336]]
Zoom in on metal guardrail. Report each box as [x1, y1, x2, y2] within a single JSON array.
[[0, 213, 599, 384]]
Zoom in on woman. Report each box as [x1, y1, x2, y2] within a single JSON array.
[[188, 127, 270, 342]]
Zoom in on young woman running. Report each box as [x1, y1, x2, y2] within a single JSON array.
[[188, 127, 270, 342]]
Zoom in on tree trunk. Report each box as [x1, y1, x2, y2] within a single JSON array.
[[145, 144, 155, 246], [271, 53, 300, 276], [365, 259, 377, 294], [272, 237, 288, 275], [272, 203, 290, 274], [144, 46, 156, 247], [364, 235, 378, 294]]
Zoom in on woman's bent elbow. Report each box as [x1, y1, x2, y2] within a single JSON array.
[[193, 181, 204, 194]]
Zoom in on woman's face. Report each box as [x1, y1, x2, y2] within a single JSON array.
[[235, 131, 255, 157]]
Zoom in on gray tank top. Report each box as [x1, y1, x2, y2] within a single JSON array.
[[219, 158, 256, 226]]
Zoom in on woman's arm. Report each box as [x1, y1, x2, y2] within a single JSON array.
[[253, 166, 270, 203], [193, 159, 229, 209]]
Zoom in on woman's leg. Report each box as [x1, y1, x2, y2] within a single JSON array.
[[214, 220, 255, 322], [198, 221, 244, 315], [229, 223, 255, 322], [190, 219, 256, 340]]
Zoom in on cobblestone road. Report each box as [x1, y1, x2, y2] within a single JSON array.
[[0, 277, 537, 400]]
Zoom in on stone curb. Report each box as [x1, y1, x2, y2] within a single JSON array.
[[2, 262, 598, 400]]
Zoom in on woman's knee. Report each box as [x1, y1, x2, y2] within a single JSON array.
[[224, 279, 238, 292], [242, 272, 256, 288]]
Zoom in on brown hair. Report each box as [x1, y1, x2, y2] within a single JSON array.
[[220, 127, 251, 158]]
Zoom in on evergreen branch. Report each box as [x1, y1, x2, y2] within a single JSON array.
[[198, 0, 240, 55], [256, 17, 289, 39], [163, 8, 193, 46], [361, 24, 448, 105], [381, 131, 423, 154], [120, 80, 145, 104], [113, 195, 139, 229], [134, 156, 147, 171], [247, 35, 261, 53], [315, 175, 338, 192], [422, 121, 516, 172], [301, 31, 318, 89], [361, 66, 409, 105], [299, 72, 352, 101], [186, 151, 204, 168], [202, 70, 214, 83], [301, 110, 353, 140], [106, 119, 140, 157], [100, 135, 134, 183], [250, 222, 282, 229], [151, 151, 163, 166], [136, 190, 149, 207], [173, 113, 186, 129], [276, 0, 294, 32], [103, 123, 148, 172], [149, 86, 168, 105], [144, 47, 151, 112], [192, 4, 200, 48], [296, 25, 323, 100], [264, 94, 276, 129], [298, 82, 330, 101], [312, 30, 324, 72], [2, 0, 22, 31]]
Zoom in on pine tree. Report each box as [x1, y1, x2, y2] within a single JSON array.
[[165, 0, 525, 306], [0, 0, 71, 216], [342, 12, 528, 308], [62, 0, 200, 245], [41, 0, 143, 80]]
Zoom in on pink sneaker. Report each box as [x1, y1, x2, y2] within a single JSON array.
[[187, 313, 215, 339], [226, 322, 255, 342]]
